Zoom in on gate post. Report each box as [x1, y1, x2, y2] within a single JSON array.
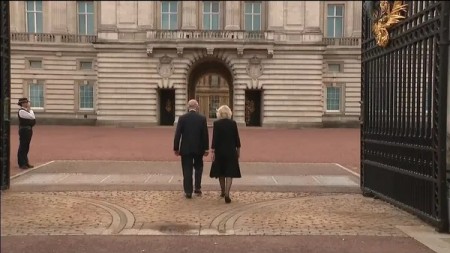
[[0, 1, 11, 190], [439, 1, 450, 233]]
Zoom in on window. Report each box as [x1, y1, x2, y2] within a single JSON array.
[[161, 1, 178, 30], [244, 2, 261, 31], [328, 63, 341, 72], [326, 86, 341, 112], [78, 1, 95, 35], [29, 83, 44, 108], [209, 95, 219, 118], [327, 5, 344, 38], [29, 60, 42, 69], [26, 1, 43, 33], [80, 61, 93, 70], [203, 1, 220, 30], [80, 82, 94, 110], [210, 75, 219, 88]]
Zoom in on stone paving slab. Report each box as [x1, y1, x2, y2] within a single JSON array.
[[1, 191, 427, 237], [12, 173, 358, 187]]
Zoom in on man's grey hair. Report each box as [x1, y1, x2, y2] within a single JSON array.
[[187, 99, 199, 111], [216, 105, 232, 119]]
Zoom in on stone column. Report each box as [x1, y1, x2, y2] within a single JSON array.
[[99, 1, 117, 30], [181, 1, 197, 29], [304, 1, 321, 33], [303, 1, 322, 42], [224, 1, 240, 30], [267, 1, 284, 29], [138, 1, 154, 29], [67, 1, 77, 34], [352, 1, 362, 37], [50, 1, 68, 33]]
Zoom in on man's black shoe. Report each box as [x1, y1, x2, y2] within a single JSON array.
[[185, 193, 192, 199]]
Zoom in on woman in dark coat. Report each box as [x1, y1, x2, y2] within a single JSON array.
[[210, 105, 241, 203]]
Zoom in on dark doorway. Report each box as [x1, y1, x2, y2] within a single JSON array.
[[159, 89, 175, 126], [245, 90, 262, 127]]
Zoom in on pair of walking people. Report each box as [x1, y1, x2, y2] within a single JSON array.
[[173, 99, 241, 203]]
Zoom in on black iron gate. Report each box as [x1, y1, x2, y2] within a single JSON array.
[[361, 1, 449, 232], [0, 1, 10, 190]]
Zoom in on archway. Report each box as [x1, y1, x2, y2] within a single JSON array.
[[187, 57, 233, 122]]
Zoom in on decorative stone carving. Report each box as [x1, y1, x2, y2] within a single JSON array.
[[237, 48, 244, 57], [207, 48, 214, 55], [267, 49, 273, 58], [177, 47, 183, 57], [146, 47, 153, 57], [246, 56, 263, 80], [157, 55, 174, 78]]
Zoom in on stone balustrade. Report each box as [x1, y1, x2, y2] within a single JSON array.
[[146, 30, 274, 41], [11, 33, 97, 43], [323, 37, 361, 46]]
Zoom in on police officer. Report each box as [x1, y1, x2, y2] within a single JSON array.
[[17, 97, 36, 169]]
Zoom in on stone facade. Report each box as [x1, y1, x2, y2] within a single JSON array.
[[9, 1, 362, 127]]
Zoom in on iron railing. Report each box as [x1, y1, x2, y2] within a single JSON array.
[[361, 1, 449, 232]]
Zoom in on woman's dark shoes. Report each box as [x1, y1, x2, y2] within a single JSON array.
[[225, 196, 231, 204], [26, 164, 34, 168], [220, 192, 225, 198], [19, 166, 29, 170]]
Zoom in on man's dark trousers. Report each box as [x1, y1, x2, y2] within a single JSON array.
[[181, 154, 203, 194], [17, 127, 33, 167]]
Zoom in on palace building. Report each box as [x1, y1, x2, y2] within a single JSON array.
[[9, 1, 362, 127]]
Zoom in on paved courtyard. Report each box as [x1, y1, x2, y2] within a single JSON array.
[[1, 126, 449, 253]]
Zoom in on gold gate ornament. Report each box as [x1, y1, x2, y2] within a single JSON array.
[[372, 1, 408, 47]]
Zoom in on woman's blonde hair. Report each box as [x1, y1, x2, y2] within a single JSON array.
[[216, 105, 232, 119]]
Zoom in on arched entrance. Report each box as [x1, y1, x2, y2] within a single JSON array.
[[187, 58, 233, 123]]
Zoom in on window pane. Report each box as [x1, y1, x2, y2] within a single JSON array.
[[253, 14, 261, 30], [335, 18, 343, 37], [328, 64, 341, 72], [170, 14, 177, 29], [203, 14, 210, 29], [211, 14, 219, 29], [79, 14, 86, 34], [162, 14, 169, 29], [336, 5, 343, 16], [87, 14, 94, 34], [326, 17, 334, 37], [170, 1, 177, 12], [27, 12, 35, 33], [78, 2, 86, 13], [36, 12, 43, 33], [80, 85, 94, 109], [80, 61, 93, 70], [327, 87, 341, 111], [26, 1, 34, 11], [30, 84, 44, 108], [245, 14, 252, 31], [327, 5, 334, 16], [209, 95, 219, 118], [162, 2, 169, 12], [245, 3, 252, 13], [253, 3, 261, 14], [87, 2, 94, 13], [203, 1, 210, 12], [211, 1, 219, 12], [29, 60, 42, 68], [35, 1, 42, 11]]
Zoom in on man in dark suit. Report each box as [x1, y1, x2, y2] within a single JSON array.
[[174, 99, 209, 198]]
